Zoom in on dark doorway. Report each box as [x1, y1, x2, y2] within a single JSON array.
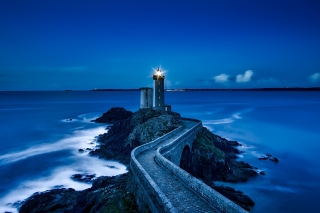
[[180, 145, 192, 173]]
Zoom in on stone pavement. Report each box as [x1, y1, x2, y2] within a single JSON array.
[[136, 120, 221, 213]]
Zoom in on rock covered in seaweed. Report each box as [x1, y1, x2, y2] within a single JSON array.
[[93, 107, 133, 124], [206, 182, 255, 211], [126, 114, 179, 146], [90, 108, 181, 164], [190, 127, 257, 182], [19, 173, 138, 213]]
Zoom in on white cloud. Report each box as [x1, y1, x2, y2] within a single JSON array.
[[214, 74, 229, 83], [309, 73, 320, 82], [236, 70, 254, 83]]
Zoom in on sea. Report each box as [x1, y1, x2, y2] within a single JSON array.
[[0, 91, 319, 213]]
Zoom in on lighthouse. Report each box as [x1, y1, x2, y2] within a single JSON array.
[[153, 67, 165, 111], [139, 87, 153, 109]]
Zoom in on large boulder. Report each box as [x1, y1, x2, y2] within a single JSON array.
[[19, 173, 138, 213], [206, 182, 255, 211], [126, 114, 178, 146], [190, 127, 257, 182], [90, 108, 181, 164], [93, 107, 133, 124]]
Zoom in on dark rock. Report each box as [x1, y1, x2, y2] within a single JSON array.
[[19, 188, 77, 213], [259, 154, 279, 163], [227, 140, 240, 146], [270, 157, 279, 162], [86, 148, 92, 151], [206, 182, 254, 211], [93, 107, 133, 124], [78, 149, 84, 152], [190, 127, 257, 183], [71, 173, 96, 183], [258, 156, 268, 160], [91, 108, 181, 164], [106, 165, 118, 169], [260, 171, 266, 175], [19, 173, 139, 213]]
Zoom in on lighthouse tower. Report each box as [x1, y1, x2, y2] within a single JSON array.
[[153, 67, 165, 111], [139, 87, 153, 109]]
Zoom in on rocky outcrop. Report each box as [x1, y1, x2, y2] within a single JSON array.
[[191, 127, 257, 182], [126, 114, 179, 146], [93, 107, 133, 124], [206, 182, 255, 211], [259, 153, 279, 162], [90, 108, 181, 164], [19, 173, 138, 213], [19, 108, 257, 212], [71, 173, 96, 183]]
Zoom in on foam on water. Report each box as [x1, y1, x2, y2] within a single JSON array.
[[232, 113, 242, 119], [0, 125, 127, 212], [0, 126, 106, 165], [203, 118, 234, 125]]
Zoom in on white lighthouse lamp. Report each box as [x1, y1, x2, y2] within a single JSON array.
[[155, 67, 163, 77]]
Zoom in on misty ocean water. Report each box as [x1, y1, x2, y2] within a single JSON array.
[[0, 91, 319, 212]]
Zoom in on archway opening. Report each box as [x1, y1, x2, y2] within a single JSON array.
[[180, 145, 192, 173]]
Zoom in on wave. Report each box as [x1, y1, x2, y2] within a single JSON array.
[[232, 113, 242, 119], [0, 126, 106, 165], [61, 112, 102, 124], [0, 125, 127, 213], [0, 159, 127, 213], [202, 108, 254, 125], [203, 118, 234, 125]]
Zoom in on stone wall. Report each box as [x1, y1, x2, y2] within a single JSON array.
[[130, 126, 182, 213], [130, 118, 248, 213], [155, 120, 248, 213], [159, 118, 202, 166]]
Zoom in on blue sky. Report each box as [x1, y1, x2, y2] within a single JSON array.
[[0, 0, 320, 90]]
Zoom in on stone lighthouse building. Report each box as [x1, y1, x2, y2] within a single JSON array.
[[153, 67, 165, 111], [139, 87, 153, 109], [139, 67, 171, 112]]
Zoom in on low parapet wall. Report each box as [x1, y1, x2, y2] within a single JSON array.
[[130, 126, 182, 213], [130, 117, 248, 213], [155, 120, 248, 213], [159, 118, 202, 165]]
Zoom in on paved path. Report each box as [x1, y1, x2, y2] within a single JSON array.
[[136, 120, 220, 213]]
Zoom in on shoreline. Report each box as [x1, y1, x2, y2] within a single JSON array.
[[18, 107, 261, 212]]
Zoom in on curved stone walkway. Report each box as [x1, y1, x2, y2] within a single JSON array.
[[136, 120, 220, 213]]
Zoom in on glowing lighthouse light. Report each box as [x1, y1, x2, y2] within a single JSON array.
[[152, 67, 165, 111], [155, 67, 163, 77]]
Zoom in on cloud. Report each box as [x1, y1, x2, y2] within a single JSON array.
[[236, 70, 254, 83], [214, 74, 229, 83], [309, 73, 320, 82]]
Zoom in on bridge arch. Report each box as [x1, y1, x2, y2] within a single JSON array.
[[179, 145, 192, 173]]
